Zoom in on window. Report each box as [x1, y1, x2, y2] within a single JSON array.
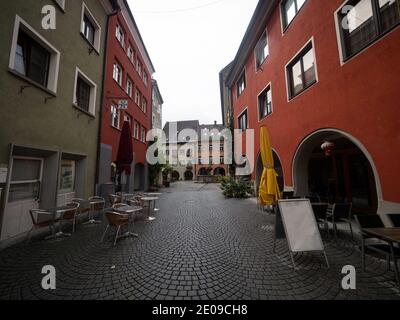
[[142, 97, 147, 113], [237, 72, 246, 97], [54, 0, 65, 10], [59, 160, 75, 194], [141, 127, 146, 143], [111, 105, 120, 129], [255, 31, 269, 69], [82, 15, 95, 45], [135, 88, 141, 106], [143, 72, 148, 86], [286, 41, 316, 99], [134, 122, 140, 139], [127, 45, 135, 63], [220, 157, 225, 164], [258, 85, 273, 119], [14, 30, 50, 87], [9, 158, 42, 203], [126, 78, 133, 97], [116, 24, 125, 48], [9, 16, 60, 93], [282, 0, 306, 30], [220, 144, 224, 152], [73, 68, 97, 115], [80, 3, 101, 52], [113, 62, 123, 85], [124, 113, 132, 125], [136, 59, 142, 76], [238, 110, 248, 131], [337, 0, 400, 61]]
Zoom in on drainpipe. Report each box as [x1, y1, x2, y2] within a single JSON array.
[[95, 8, 120, 195]]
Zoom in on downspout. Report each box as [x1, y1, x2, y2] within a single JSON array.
[[95, 8, 120, 193]]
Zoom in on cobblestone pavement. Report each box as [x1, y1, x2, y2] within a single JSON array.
[[0, 182, 399, 300]]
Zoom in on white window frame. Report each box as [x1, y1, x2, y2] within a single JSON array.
[[255, 30, 269, 71], [59, 159, 76, 195], [9, 15, 60, 94], [237, 108, 249, 131], [73, 67, 97, 115], [280, 0, 308, 34], [111, 105, 120, 129], [126, 78, 133, 97], [134, 122, 140, 139], [136, 59, 142, 76], [116, 24, 125, 48], [143, 72, 148, 86], [284, 36, 318, 102], [141, 127, 146, 143], [81, 2, 101, 53], [113, 62, 123, 86], [127, 45, 135, 64], [236, 70, 247, 97], [53, 0, 65, 11], [258, 82, 274, 121], [142, 97, 147, 113], [135, 89, 141, 106]]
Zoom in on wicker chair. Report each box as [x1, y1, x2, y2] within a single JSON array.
[[60, 202, 80, 233], [108, 194, 121, 206], [26, 209, 58, 243], [101, 211, 130, 246], [112, 203, 129, 210]]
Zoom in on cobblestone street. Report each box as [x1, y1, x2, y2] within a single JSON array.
[[0, 182, 399, 300]]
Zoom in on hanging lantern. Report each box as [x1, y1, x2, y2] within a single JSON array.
[[321, 141, 335, 157]]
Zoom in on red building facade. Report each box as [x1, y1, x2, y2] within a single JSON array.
[[225, 0, 400, 216], [99, 0, 155, 192]]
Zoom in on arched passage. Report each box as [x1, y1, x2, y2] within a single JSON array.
[[292, 129, 380, 214], [134, 163, 145, 191], [255, 150, 284, 195], [214, 167, 226, 176], [184, 170, 194, 181], [198, 168, 208, 176], [172, 171, 180, 181]]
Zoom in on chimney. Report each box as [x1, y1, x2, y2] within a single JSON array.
[[214, 121, 217, 125]]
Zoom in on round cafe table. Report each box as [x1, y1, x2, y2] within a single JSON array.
[[144, 193, 162, 212], [141, 196, 159, 221]]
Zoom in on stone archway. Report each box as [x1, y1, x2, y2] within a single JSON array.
[[172, 171, 180, 181], [184, 171, 194, 181], [292, 129, 380, 214], [213, 167, 226, 176]]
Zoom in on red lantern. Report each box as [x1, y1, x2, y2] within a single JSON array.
[[321, 141, 335, 157]]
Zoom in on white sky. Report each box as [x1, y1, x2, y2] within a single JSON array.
[[128, 0, 259, 126]]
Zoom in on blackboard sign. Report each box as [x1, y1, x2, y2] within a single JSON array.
[[273, 199, 329, 268]]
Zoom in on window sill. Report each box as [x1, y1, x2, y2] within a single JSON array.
[[80, 33, 100, 55], [72, 104, 96, 118], [111, 125, 122, 132], [8, 68, 57, 97]]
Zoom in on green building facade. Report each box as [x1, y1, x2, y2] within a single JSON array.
[[0, 0, 114, 246]]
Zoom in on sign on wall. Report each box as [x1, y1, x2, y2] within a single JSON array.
[[118, 100, 129, 110]]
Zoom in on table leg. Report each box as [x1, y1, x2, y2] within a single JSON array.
[[121, 213, 139, 238], [146, 201, 156, 222], [154, 198, 160, 212], [83, 206, 102, 225], [390, 242, 400, 287]]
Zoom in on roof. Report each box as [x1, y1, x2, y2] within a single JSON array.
[[226, 0, 278, 87], [119, 0, 156, 74], [163, 121, 200, 143]]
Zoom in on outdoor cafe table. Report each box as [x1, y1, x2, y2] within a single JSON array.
[[144, 193, 162, 212], [141, 196, 159, 221], [114, 205, 142, 238], [362, 228, 400, 287], [43, 206, 73, 240]]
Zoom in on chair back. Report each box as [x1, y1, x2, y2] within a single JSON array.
[[355, 214, 385, 229], [63, 202, 80, 219], [108, 194, 121, 205], [72, 198, 90, 213], [332, 203, 352, 220], [312, 204, 329, 221], [30, 209, 55, 225], [128, 199, 142, 207], [89, 197, 105, 211], [106, 211, 128, 226], [388, 213, 400, 227]]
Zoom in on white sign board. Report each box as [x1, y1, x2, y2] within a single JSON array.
[[118, 100, 129, 110], [0, 167, 8, 183], [278, 199, 324, 253]]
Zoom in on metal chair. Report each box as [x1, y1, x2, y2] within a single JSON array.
[[326, 203, 353, 239], [112, 203, 129, 210], [60, 202, 80, 233], [101, 211, 130, 246], [88, 196, 105, 223], [26, 209, 58, 243], [108, 194, 121, 206], [388, 214, 400, 227], [312, 203, 329, 235], [355, 214, 400, 271]]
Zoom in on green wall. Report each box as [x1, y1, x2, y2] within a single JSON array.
[[0, 0, 108, 197]]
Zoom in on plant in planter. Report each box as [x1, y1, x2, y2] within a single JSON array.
[[220, 177, 253, 199]]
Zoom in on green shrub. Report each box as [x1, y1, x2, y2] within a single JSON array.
[[220, 177, 253, 199]]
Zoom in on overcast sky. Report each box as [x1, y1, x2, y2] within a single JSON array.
[[127, 0, 259, 126]]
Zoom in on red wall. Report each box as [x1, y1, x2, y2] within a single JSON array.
[[232, 0, 400, 203], [101, 12, 151, 166]]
